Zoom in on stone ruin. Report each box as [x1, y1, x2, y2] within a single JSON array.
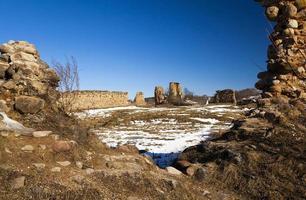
[[134, 91, 146, 106], [154, 82, 184, 106], [154, 86, 166, 105], [0, 40, 59, 115], [255, 0, 306, 103], [211, 89, 237, 104], [168, 82, 184, 105]]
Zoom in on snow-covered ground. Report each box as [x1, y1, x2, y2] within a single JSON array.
[[79, 105, 245, 167]]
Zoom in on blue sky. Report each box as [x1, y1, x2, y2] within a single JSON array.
[[0, 0, 270, 98]]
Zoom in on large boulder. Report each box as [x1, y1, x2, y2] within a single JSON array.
[[14, 96, 45, 114]]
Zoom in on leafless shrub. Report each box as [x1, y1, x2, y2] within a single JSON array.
[[52, 56, 80, 113]]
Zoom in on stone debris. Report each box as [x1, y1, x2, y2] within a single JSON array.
[[71, 175, 85, 184], [0, 112, 34, 135], [21, 145, 34, 152], [5, 147, 12, 154], [56, 161, 71, 167], [33, 163, 46, 170], [11, 176, 25, 189], [75, 161, 83, 169], [32, 130, 52, 138], [165, 166, 183, 176], [52, 140, 72, 152], [51, 167, 61, 172], [39, 144, 47, 150], [85, 168, 95, 175]]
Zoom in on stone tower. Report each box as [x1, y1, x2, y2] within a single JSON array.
[[168, 82, 183, 104], [255, 0, 306, 103]]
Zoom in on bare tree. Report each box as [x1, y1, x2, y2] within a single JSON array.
[[53, 56, 80, 113]]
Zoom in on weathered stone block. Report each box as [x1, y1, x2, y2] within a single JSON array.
[[15, 96, 45, 114]]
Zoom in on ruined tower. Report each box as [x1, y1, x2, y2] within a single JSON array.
[[255, 0, 306, 103]]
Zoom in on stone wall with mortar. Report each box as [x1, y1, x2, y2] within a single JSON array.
[[62, 90, 129, 111]]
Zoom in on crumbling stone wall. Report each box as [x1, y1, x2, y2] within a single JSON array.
[[62, 90, 129, 110], [0, 40, 59, 114], [255, 0, 306, 103], [211, 89, 236, 104]]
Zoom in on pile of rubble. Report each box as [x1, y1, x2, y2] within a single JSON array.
[[0, 40, 59, 117]]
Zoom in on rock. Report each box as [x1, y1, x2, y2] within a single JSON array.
[[39, 144, 46, 150], [296, 0, 306, 9], [154, 86, 166, 105], [5, 147, 12, 154], [134, 92, 146, 106], [76, 161, 83, 169], [175, 160, 192, 171], [165, 167, 182, 176], [168, 82, 183, 105], [285, 3, 298, 17], [32, 131, 52, 138], [266, 6, 279, 21], [2, 81, 16, 90], [11, 176, 25, 189], [10, 51, 36, 62], [21, 145, 34, 152], [85, 168, 95, 175], [194, 167, 206, 181], [0, 100, 9, 112], [264, 111, 282, 123], [51, 167, 61, 172], [71, 175, 85, 184], [15, 96, 45, 114], [117, 144, 139, 154], [288, 19, 299, 28], [52, 141, 72, 153], [56, 161, 71, 167], [0, 62, 9, 79], [51, 134, 59, 140], [1, 133, 9, 137], [186, 165, 200, 176], [33, 163, 46, 170]]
